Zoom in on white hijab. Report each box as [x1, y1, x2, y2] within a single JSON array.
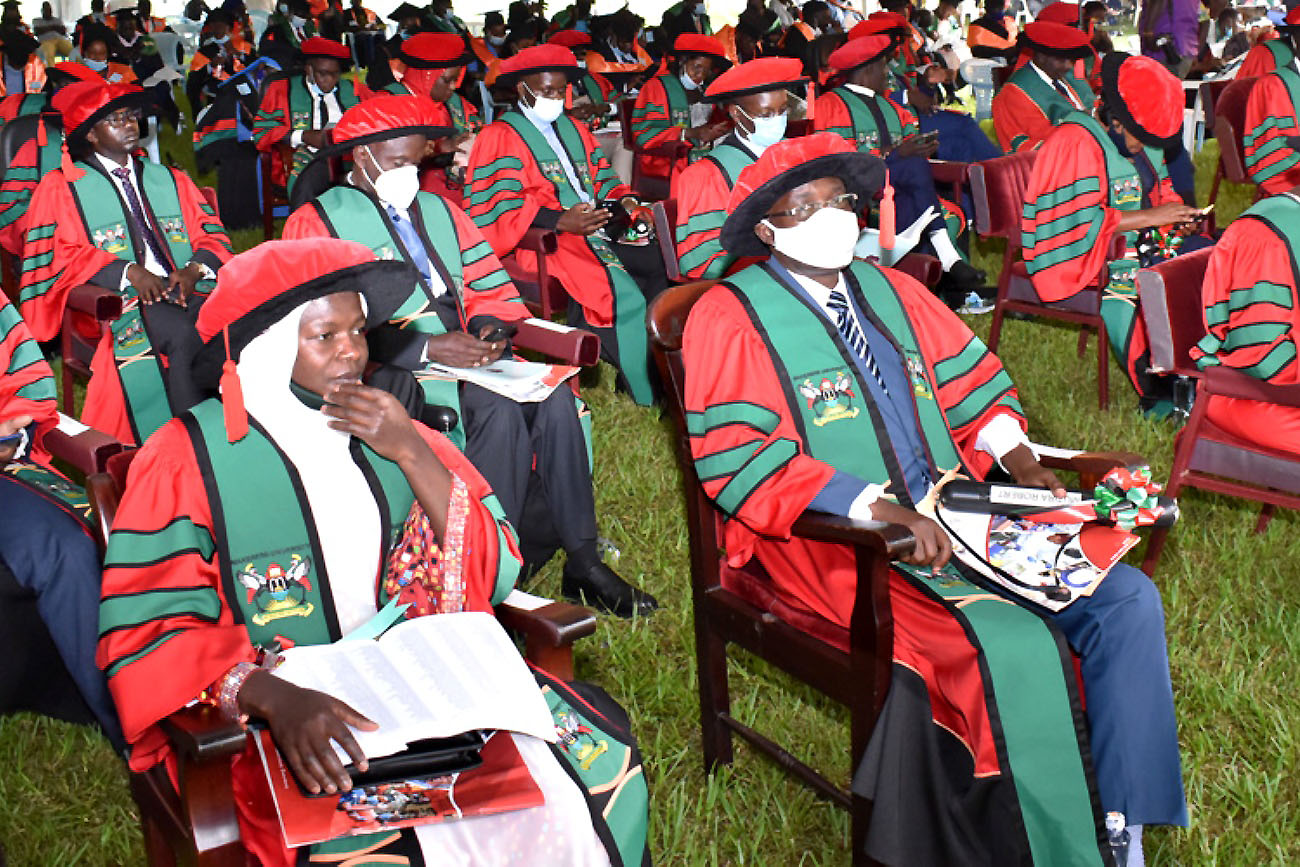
[[234, 300, 383, 636]]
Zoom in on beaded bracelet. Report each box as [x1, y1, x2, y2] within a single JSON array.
[[216, 661, 258, 726]]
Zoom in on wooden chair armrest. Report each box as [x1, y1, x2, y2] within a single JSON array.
[[636, 139, 692, 160], [512, 318, 601, 366], [927, 159, 968, 183], [519, 227, 559, 255], [41, 414, 123, 476], [86, 471, 116, 547], [1036, 448, 1146, 489], [66, 283, 123, 322], [790, 511, 915, 560], [159, 703, 249, 764], [1203, 366, 1300, 406], [496, 589, 597, 682]]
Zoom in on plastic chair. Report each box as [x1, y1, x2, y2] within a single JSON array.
[[1137, 248, 1300, 575], [958, 58, 1004, 121], [150, 31, 185, 75]]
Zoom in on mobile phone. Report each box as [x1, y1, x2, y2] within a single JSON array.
[[917, 130, 939, 145], [480, 323, 518, 343], [596, 199, 631, 235]]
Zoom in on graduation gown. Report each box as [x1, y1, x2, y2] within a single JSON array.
[[1244, 65, 1300, 195], [252, 72, 360, 190], [682, 259, 1118, 865], [464, 109, 656, 405], [17, 158, 232, 444], [1237, 36, 1293, 79], [991, 61, 1094, 152], [0, 109, 61, 256], [1020, 113, 1185, 400], [1190, 191, 1300, 453], [629, 71, 716, 182], [669, 133, 757, 280]]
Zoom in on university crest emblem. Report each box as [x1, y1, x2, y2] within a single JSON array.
[[800, 372, 861, 426], [240, 553, 315, 625], [555, 708, 608, 771]]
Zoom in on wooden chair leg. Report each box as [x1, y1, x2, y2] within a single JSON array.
[[987, 298, 1007, 354], [1255, 503, 1276, 534], [1076, 328, 1089, 358], [1140, 525, 1172, 577], [695, 623, 734, 772], [60, 359, 75, 416], [1096, 320, 1109, 411]]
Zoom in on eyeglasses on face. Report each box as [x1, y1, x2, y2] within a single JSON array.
[[102, 108, 142, 127], [765, 191, 858, 223]]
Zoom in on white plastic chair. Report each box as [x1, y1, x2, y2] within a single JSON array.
[[150, 30, 185, 75], [248, 8, 271, 43], [958, 57, 1004, 121]]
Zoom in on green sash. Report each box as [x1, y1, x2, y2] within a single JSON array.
[[185, 400, 414, 648], [0, 120, 62, 232], [832, 87, 907, 153], [658, 72, 709, 163], [722, 260, 963, 502], [702, 141, 753, 186], [446, 92, 474, 133], [311, 185, 468, 447], [727, 261, 1103, 864], [1266, 38, 1296, 69], [70, 161, 207, 443], [500, 111, 654, 406], [286, 76, 358, 188], [1006, 63, 1094, 127]]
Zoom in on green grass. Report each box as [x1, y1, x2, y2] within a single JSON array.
[[3, 131, 1298, 864]]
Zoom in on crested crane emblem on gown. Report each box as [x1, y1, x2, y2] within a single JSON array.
[[241, 553, 315, 625], [800, 372, 861, 426]]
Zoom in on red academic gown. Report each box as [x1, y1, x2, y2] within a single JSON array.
[[464, 114, 631, 328], [0, 293, 58, 468], [97, 417, 519, 866], [668, 137, 759, 280], [990, 64, 1094, 152], [630, 72, 720, 183], [1244, 67, 1300, 195], [1237, 36, 1292, 79], [17, 163, 232, 443], [1190, 195, 1300, 453]]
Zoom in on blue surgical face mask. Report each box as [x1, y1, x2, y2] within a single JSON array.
[[679, 70, 700, 90], [84, 57, 108, 70], [736, 105, 787, 152], [694, 2, 707, 15]]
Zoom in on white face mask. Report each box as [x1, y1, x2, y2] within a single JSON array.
[[84, 56, 108, 71], [679, 70, 701, 90], [361, 145, 420, 210], [521, 82, 565, 123], [487, 33, 506, 46], [762, 205, 860, 270], [736, 105, 787, 152]]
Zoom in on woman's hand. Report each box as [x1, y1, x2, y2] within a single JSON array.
[[237, 670, 378, 795], [321, 381, 429, 467]]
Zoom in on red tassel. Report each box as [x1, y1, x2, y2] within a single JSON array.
[[36, 116, 46, 147], [879, 169, 895, 251], [565, 83, 572, 110], [60, 141, 84, 180], [219, 328, 248, 442]]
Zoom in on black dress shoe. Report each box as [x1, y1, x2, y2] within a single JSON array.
[[561, 560, 659, 618], [940, 260, 987, 289]]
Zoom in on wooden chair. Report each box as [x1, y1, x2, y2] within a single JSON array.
[[259, 141, 293, 241], [971, 150, 1117, 410], [86, 448, 599, 867], [618, 99, 691, 201], [499, 227, 569, 319], [648, 278, 906, 865], [1137, 248, 1300, 575], [928, 158, 969, 212], [1204, 75, 1260, 234], [649, 279, 1143, 862]]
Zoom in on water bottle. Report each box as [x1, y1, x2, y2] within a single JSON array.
[[1106, 811, 1130, 867]]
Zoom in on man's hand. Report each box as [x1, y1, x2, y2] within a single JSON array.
[[300, 129, 330, 149], [891, 133, 938, 159], [687, 120, 731, 145], [238, 670, 377, 796], [556, 202, 609, 235], [1142, 201, 1205, 230], [870, 498, 953, 571], [164, 262, 205, 307], [1000, 444, 1067, 498], [0, 414, 32, 463], [127, 263, 169, 305], [424, 331, 506, 368], [321, 381, 429, 467]]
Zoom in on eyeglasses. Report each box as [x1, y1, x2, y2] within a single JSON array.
[[765, 192, 858, 223], [102, 108, 142, 127]]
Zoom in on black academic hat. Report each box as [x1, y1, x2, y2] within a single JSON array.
[[388, 2, 424, 21]]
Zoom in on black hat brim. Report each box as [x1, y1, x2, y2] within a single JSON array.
[[720, 151, 886, 258], [68, 88, 155, 142], [398, 47, 473, 69], [1020, 31, 1093, 59], [192, 259, 417, 390], [1099, 51, 1179, 148], [300, 51, 354, 71], [388, 3, 425, 21], [496, 64, 584, 88], [703, 78, 809, 104]]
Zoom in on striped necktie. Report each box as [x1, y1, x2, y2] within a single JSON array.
[[111, 166, 172, 271], [826, 288, 889, 396], [1053, 78, 1081, 110]]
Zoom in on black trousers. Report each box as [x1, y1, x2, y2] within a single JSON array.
[[460, 383, 598, 567]]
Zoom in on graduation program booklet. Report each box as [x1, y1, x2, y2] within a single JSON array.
[[256, 612, 557, 845], [419, 358, 579, 402]]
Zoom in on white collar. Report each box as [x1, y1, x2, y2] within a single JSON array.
[[94, 151, 133, 176], [843, 81, 876, 98], [786, 267, 848, 311]]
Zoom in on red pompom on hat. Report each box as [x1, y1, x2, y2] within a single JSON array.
[[1035, 1, 1080, 25], [703, 57, 806, 103], [828, 34, 893, 71], [720, 132, 885, 257], [1100, 52, 1182, 147], [299, 36, 351, 63], [549, 28, 593, 49], [496, 43, 583, 86], [192, 239, 418, 442], [1021, 21, 1092, 58], [398, 32, 471, 68], [673, 32, 730, 62]]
